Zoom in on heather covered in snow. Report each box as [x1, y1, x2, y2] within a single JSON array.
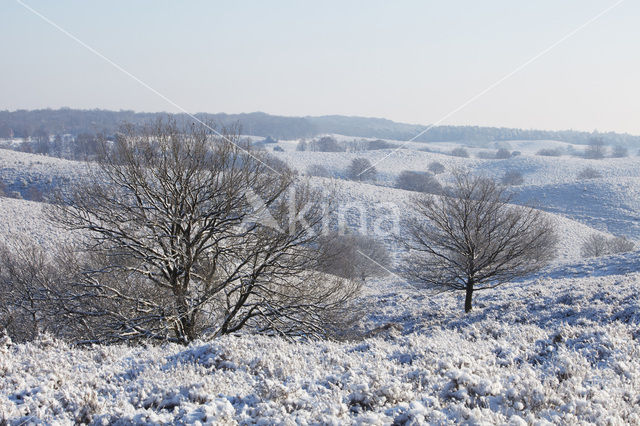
[[1, 260, 639, 424]]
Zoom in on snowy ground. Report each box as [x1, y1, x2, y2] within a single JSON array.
[[2, 254, 639, 424], [1, 139, 639, 424]]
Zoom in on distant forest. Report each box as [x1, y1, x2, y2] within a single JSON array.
[[1, 108, 639, 146]]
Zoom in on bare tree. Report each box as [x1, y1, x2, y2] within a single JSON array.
[[396, 170, 442, 194], [401, 171, 557, 313], [48, 119, 359, 343], [347, 158, 377, 181]]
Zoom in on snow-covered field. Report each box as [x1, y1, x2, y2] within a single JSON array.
[[1, 138, 639, 424]]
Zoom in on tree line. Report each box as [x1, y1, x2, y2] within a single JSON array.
[[2, 108, 639, 146]]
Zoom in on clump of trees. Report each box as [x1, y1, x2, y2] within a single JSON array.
[[395, 170, 442, 194], [347, 158, 377, 181], [577, 167, 602, 180], [1, 119, 362, 344], [581, 234, 635, 258], [400, 171, 557, 312]]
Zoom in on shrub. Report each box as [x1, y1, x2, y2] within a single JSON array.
[[318, 233, 391, 282], [367, 139, 397, 150], [501, 170, 524, 186], [450, 147, 469, 158], [476, 151, 494, 159], [495, 148, 512, 159], [577, 167, 602, 180], [608, 236, 635, 254], [396, 170, 442, 194], [611, 145, 628, 158], [581, 234, 636, 258], [427, 161, 445, 174], [307, 164, 331, 178], [273, 146, 284, 152], [537, 148, 562, 157], [347, 158, 377, 181]]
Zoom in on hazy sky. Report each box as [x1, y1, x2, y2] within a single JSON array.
[[2, 1, 639, 134]]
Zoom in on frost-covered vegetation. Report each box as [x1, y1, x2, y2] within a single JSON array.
[[1, 128, 640, 423]]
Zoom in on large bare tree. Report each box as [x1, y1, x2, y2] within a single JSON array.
[[401, 171, 557, 313], [48, 119, 359, 344]]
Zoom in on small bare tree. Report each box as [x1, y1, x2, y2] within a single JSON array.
[[48, 119, 360, 343], [401, 171, 557, 312]]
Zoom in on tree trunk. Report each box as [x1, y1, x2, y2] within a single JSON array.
[[464, 279, 474, 313]]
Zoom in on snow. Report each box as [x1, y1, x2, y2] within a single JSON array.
[[1, 139, 640, 424], [1, 259, 639, 423]]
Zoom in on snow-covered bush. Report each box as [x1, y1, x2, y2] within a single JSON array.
[[581, 234, 636, 258], [537, 148, 562, 157], [347, 158, 377, 181], [307, 163, 331, 178], [501, 170, 524, 186], [427, 161, 445, 174], [450, 147, 469, 158], [396, 170, 442, 194], [495, 148, 511, 159], [577, 167, 602, 180]]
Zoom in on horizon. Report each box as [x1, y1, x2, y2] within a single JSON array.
[[4, 107, 640, 137], [2, 1, 640, 135]]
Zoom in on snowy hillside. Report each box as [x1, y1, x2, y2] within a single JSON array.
[[1, 139, 639, 424], [2, 252, 639, 424]]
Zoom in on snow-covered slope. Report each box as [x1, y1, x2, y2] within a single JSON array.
[[2, 253, 639, 424], [1, 141, 639, 424]]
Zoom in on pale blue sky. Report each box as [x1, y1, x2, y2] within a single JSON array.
[[2, 1, 639, 133]]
